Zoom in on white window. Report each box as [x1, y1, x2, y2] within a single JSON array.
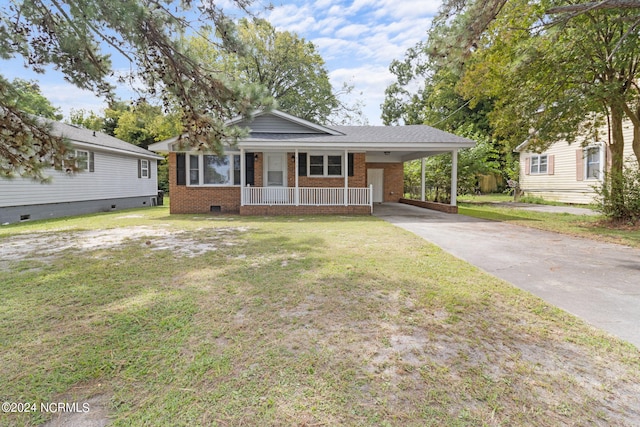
[[585, 145, 603, 179], [530, 154, 548, 174], [187, 153, 241, 186], [140, 159, 149, 178], [189, 155, 199, 185], [75, 150, 89, 170], [308, 153, 343, 177]]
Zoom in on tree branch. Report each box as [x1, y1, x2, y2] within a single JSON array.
[[547, 0, 640, 15]]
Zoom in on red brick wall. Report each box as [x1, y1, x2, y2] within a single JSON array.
[[365, 162, 404, 202], [168, 152, 241, 214], [400, 198, 458, 214], [168, 152, 377, 214], [240, 205, 371, 215], [285, 152, 367, 188], [254, 154, 263, 187]]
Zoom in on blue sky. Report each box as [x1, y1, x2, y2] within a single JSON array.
[[2, 0, 441, 125]]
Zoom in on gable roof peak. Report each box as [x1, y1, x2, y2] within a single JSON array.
[[228, 109, 345, 136]]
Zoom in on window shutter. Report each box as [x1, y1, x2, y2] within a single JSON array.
[[548, 155, 555, 175], [576, 150, 584, 181], [138, 159, 142, 178], [524, 157, 530, 175], [298, 153, 307, 176], [245, 153, 255, 186], [148, 160, 152, 179], [348, 153, 354, 177], [176, 153, 186, 186], [89, 152, 95, 172]]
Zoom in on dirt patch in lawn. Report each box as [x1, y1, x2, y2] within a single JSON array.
[[0, 225, 248, 270]]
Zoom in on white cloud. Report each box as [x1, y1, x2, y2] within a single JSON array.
[[39, 84, 107, 118], [373, 0, 441, 19], [330, 65, 396, 125], [334, 24, 370, 39], [264, 0, 438, 124]]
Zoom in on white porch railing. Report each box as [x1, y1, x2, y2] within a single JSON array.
[[242, 186, 372, 209]]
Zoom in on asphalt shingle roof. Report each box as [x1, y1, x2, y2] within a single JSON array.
[[246, 125, 474, 145], [48, 121, 162, 158]]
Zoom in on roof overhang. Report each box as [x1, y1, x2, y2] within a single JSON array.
[[149, 139, 474, 160], [72, 140, 163, 160]]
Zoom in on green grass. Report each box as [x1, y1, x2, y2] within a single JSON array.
[[458, 203, 640, 248], [1, 206, 639, 426], [458, 193, 515, 203]]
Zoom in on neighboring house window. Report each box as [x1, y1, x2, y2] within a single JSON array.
[[138, 159, 151, 179], [140, 160, 149, 178], [188, 153, 241, 186], [308, 153, 343, 177], [67, 150, 94, 172], [75, 150, 89, 170], [530, 154, 548, 174], [585, 145, 602, 179]]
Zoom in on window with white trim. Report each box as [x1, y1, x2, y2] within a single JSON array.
[[308, 153, 343, 177], [140, 159, 150, 178], [75, 150, 89, 170], [530, 154, 548, 174], [585, 145, 603, 179], [65, 149, 94, 172], [187, 153, 241, 186], [189, 155, 199, 185]]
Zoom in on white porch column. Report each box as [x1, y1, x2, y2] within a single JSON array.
[[240, 148, 245, 206], [344, 149, 348, 206], [451, 149, 458, 207], [421, 157, 426, 202], [295, 149, 299, 206]]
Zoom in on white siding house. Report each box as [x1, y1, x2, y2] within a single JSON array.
[[515, 121, 636, 204], [1, 121, 163, 224]]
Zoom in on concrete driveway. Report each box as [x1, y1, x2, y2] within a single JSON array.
[[374, 203, 640, 348]]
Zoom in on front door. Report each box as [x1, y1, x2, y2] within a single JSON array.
[[368, 168, 384, 203], [264, 152, 288, 202]]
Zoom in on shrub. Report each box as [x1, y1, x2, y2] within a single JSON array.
[[594, 164, 640, 223]]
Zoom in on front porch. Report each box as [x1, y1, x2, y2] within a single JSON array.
[[242, 186, 373, 212]]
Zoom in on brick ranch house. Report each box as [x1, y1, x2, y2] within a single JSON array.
[[148, 110, 475, 215]]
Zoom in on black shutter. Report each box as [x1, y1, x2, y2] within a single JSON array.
[[245, 153, 255, 186], [89, 152, 95, 172], [298, 153, 307, 176], [148, 160, 152, 179], [138, 159, 142, 178], [348, 153, 354, 177], [176, 153, 186, 186]]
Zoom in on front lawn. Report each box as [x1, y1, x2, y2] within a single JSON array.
[[458, 202, 640, 248], [1, 207, 639, 426]]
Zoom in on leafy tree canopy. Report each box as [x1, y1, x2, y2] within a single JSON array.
[[186, 18, 366, 125], [1, 0, 273, 180], [3, 78, 62, 120]]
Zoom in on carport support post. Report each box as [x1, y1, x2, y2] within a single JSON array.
[[421, 158, 426, 202], [451, 149, 458, 207]]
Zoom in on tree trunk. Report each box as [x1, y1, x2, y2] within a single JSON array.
[[609, 103, 627, 217], [622, 102, 640, 167], [633, 125, 640, 168]]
